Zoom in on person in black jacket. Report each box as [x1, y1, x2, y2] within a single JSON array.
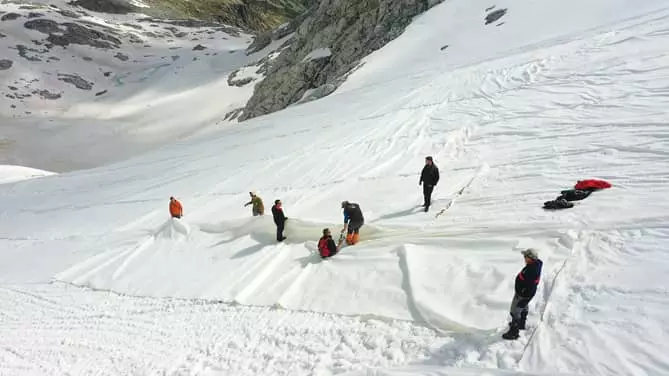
[[341, 201, 364, 245], [419, 156, 440, 212], [317, 228, 344, 259], [503, 248, 543, 340], [271, 199, 287, 242]]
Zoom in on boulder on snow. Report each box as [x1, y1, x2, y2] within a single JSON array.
[[114, 52, 129, 61], [0, 59, 13, 70], [33, 89, 62, 100], [192, 44, 207, 51], [57, 73, 93, 90], [1, 13, 21, 21], [485, 8, 507, 25], [14, 44, 45, 62], [24, 19, 62, 34], [47, 22, 122, 49]]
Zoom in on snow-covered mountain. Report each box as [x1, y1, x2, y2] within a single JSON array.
[[2, 0, 669, 375], [0, 0, 295, 171]]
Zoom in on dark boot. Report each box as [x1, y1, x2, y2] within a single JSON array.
[[518, 311, 528, 330], [502, 321, 520, 340]]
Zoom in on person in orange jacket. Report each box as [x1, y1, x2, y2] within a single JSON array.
[[169, 196, 183, 218]]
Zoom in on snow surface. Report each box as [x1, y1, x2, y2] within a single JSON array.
[[2, 0, 669, 374], [0, 164, 56, 184], [302, 47, 332, 62]]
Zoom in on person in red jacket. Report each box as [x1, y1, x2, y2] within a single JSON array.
[[169, 196, 183, 218], [318, 228, 344, 259]]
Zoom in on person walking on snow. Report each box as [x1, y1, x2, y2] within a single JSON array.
[[503, 248, 543, 340], [318, 228, 344, 259], [419, 156, 440, 212], [169, 196, 183, 219], [271, 199, 287, 242], [244, 192, 264, 216], [341, 201, 364, 245]]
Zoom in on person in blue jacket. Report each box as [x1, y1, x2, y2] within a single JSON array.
[[503, 248, 543, 340]]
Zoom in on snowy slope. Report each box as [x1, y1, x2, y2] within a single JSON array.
[[0, 0, 283, 171], [0, 164, 55, 184], [3, 0, 669, 375]]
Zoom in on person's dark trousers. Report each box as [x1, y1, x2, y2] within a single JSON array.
[[423, 185, 434, 208], [276, 223, 285, 241]]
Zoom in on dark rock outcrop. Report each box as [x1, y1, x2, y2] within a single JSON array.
[[0, 59, 14, 70], [47, 22, 122, 49], [114, 52, 129, 61], [57, 73, 94, 90], [246, 31, 272, 55], [485, 8, 507, 25], [24, 19, 62, 34], [33, 89, 62, 100], [1, 13, 21, 21], [0, 59, 13, 70], [69, 0, 138, 14], [239, 0, 444, 121], [57, 9, 81, 19]]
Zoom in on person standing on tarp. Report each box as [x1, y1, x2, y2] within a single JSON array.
[[419, 156, 440, 212], [502, 248, 543, 340], [271, 199, 287, 242], [244, 192, 264, 216]]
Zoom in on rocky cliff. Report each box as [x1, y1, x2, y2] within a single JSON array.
[[72, 0, 317, 32], [238, 0, 443, 121]]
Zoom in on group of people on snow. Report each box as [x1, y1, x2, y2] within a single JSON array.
[[167, 156, 542, 341]]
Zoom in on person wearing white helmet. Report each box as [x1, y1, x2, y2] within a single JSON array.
[[503, 248, 543, 340]]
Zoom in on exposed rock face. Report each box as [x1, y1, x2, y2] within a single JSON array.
[[246, 31, 272, 55], [239, 0, 444, 121], [47, 22, 122, 49], [24, 19, 62, 34], [57, 73, 94, 90], [69, 0, 138, 15], [1, 12, 21, 21], [34, 89, 62, 100], [485, 8, 507, 25], [114, 52, 129, 61]]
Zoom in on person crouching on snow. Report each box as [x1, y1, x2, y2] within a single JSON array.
[[169, 196, 183, 219], [503, 248, 543, 340], [318, 228, 344, 259]]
